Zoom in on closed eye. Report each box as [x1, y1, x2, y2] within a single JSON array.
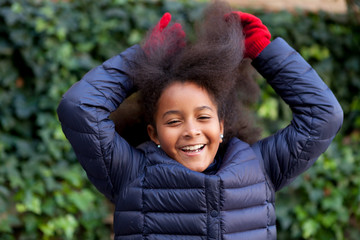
[[198, 116, 211, 120], [166, 120, 182, 125]]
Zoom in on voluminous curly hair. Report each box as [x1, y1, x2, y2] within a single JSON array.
[[112, 0, 261, 146]]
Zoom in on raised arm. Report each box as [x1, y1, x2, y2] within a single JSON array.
[[57, 13, 186, 202], [252, 37, 343, 191], [231, 11, 343, 191], [57, 45, 144, 202]]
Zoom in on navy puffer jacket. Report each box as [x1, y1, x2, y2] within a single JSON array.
[[57, 38, 343, 239]]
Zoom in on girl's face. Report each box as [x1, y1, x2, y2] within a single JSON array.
[[147, 81, 224, 172]]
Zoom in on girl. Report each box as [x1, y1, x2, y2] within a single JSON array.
[[57, 1, 343, 239]]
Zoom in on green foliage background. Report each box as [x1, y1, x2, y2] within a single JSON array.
[[0, 0, 359, 239]]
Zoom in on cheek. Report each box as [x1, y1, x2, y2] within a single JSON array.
[[157, 127, 178, 148], [210, 122, 223, 139]]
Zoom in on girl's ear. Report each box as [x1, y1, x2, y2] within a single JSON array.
[[220, 120, 224, 143], [147, 124, 160, 145]]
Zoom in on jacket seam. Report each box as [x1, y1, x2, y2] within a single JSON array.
[[217, 177, 222, 240], [224, 226, 273, 235], [219, 185, 224, 240], [221, 179, 265, 190], [221, 201, 268, 212], [205, 176, 210, 240], [142, 165, 147, 239], [143, 187, 207, 190], [266, 180, 270, 239]]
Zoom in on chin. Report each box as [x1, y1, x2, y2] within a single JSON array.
[[186, 163, 210, 172]]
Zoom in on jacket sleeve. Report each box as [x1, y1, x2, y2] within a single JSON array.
[[251, 38, 343, 191], [57, 45, 145, 202]]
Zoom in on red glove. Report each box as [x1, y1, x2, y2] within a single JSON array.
[[143, 13, 186, 56], [231, 12, 271, 59]]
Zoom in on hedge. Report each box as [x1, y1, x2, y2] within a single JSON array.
[[0, 0, 359, 239]]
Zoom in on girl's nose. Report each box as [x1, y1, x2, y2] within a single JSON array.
[[183, 122, 201, 138]]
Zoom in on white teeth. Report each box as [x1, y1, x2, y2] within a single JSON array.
[[181, 144, 204, 151]]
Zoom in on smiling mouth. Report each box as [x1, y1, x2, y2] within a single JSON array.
[[181, 144, 205, 153]]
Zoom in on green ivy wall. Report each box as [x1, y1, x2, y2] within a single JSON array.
[[0, 0, 359, 239]]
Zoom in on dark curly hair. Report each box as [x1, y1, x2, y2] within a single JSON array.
[[111, 0, 261, 146]]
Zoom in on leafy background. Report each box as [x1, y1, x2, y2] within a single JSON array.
[[0, 0, 359, 239]]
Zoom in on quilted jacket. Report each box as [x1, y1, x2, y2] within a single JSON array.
[[57, 38, 343, 239]]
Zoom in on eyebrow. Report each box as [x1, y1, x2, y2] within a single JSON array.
[[162, 106, 214, 119], [196, 106, 214, 112]]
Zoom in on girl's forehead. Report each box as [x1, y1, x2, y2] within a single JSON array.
[[157, 81, 218, 112], [162, 81, 213, 100]]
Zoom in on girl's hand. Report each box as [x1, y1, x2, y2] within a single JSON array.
[[228, 12, 271, 59], [143, 13, 186, 57]]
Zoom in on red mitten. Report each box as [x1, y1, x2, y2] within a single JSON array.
[[232, 12, 271, 59], [143, 13, 186, 56]]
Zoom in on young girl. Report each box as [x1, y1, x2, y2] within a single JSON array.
[[57, 1, 343, 239]]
